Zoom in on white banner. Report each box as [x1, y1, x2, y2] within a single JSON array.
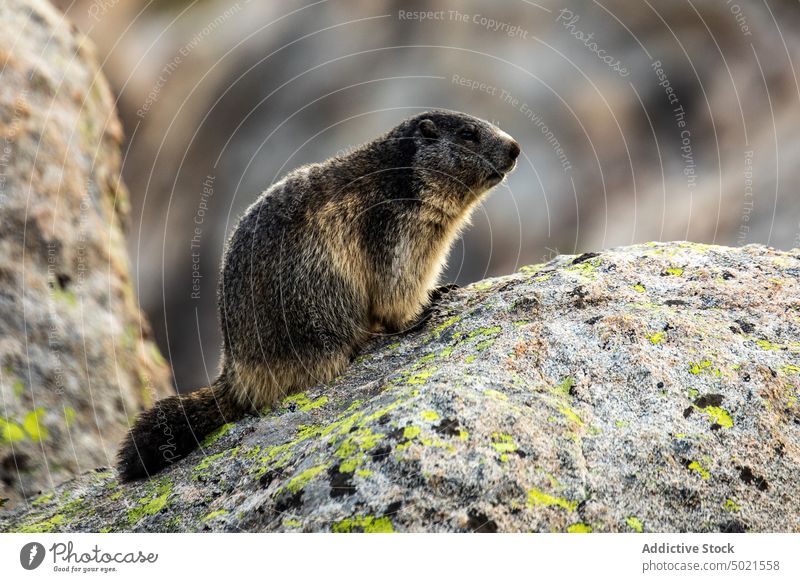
[[1, 533, 797, 581]]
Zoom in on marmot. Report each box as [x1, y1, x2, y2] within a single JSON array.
[[117, 110, 520, 480]]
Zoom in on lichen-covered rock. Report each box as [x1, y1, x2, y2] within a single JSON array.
[[2, 242, 798, 532], [0, 0, 172, 506]]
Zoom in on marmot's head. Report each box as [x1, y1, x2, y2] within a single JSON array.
[[403, 110, 520, 209]]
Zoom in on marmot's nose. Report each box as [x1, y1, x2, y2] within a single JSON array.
[[508, 140, 521, 161]]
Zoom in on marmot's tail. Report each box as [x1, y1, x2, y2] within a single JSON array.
[[116, 377, 249, 481]]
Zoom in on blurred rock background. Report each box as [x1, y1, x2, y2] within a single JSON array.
[[52, 0, 800, 394], [0, 0, 172, 506]]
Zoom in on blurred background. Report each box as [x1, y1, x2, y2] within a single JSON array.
[[54, 0, 800, 394]]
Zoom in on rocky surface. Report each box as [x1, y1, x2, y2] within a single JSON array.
[[0, 0, 172, 506], [1, 242, 798, 532]]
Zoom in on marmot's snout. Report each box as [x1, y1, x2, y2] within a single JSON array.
[[485, 128, 521, 185]]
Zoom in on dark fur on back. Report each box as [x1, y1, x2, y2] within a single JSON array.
[[117, 110, 519, 481]]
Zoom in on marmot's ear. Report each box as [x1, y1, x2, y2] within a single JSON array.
[[417, 119, 439, 139]]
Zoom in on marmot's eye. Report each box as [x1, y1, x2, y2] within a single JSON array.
[[459, 128, 479, 142]]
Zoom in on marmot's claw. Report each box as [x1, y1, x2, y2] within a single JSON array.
[[429, 283, 459, 302]]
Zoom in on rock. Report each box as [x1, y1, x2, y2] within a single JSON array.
[[0, 0, 172, 506], [2, 242, 798, 532]]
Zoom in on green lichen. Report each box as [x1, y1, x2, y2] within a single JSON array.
[[0, 418, 26, 443], [687, 460, 710, 480], [688, 360, 721, 376], [23, 408, 49, 442], [193, 449, 238, 480], [335, 427, 383, 473], [403, 426, 421, 440], [421, 410, 440, 421], [565, 257, 602, 279], [665, 267, 684, 276], [431, 316, 460, 337], [484, 389, 508, 401], [332, 515, 394, 533], [406, 368, 436, 385], [780, 364, 800, 375], [559, 406, 584, 426], [626, 516, 644, 532], [16, 513, 66, 533], [724, 498, 741, 512], [567, 523, 592, 533], [632, 284, 646, 293], [31, 492, 54, 507], [283, 518, 302, 527], [63, 407, 77, 428], [518, 263, 546, 275], [647, 331, 665, 345], [490, 433, 517, 454], [12, 379, 25, 398], [281, 392, 329, 412], [285, 463, 329, 493], [202, 422, 235, 447], [551, 377, 575, 398], [52, 287, 78, 307], [527, 488, 577, 511], [127, 479, 173, 525], [202, 509, 228, 521], [700, 406, 733, 429], [464, 355, 477, 363]]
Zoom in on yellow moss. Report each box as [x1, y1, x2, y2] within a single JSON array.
[[403, 426, 421, 440], [724, 498, 741, 512], [332, 515, 394, 533], [0, 418, 26, 443], [701, 406, 733, 429], [567, 523, 592, 533], [202, 422, 235, 447], [665, 267, 684, 276], [527, 488, 577, 511], [626, 516, 644, 532], [202, 509, 228, 521], [281, 392, 329, 412], [490, 433, 517, 453], [286, 463, 329, 493], [406, 369, 436, 385], [687, 460, 710, 480], [647, 331, 665, 345], [31, 492, 54, 507], [484, 389, 507, 400], [127, 479, 173, 524], [63, 407, 77, 428], [559, 406, 584, 426], [23, 408, 49, 442], [421, 410, 439, 421], [632, 284, 646, 293], [550, 377, 575, 398]]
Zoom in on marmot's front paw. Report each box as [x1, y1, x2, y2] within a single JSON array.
[[429, 283, 459, 303]]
